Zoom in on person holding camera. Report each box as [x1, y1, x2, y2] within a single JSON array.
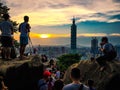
[[96, 37, 117, 71]]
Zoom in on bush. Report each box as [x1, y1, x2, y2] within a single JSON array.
[[57, 53, 81, 71]]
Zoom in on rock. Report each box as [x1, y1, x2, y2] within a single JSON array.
[[0, 55, 44, 90], [63, 60, 120, 90]]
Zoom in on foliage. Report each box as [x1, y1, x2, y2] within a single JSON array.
[[0, 2, 19, 32], [0, 2, 9, 17], [57, 53, 81, 71], [0, 2, 19, 47]]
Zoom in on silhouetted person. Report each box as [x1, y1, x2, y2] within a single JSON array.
[[96, 37, 117, 71], [49, 59, 54, 67], [19, 15, 31, 60], [63, 68, 89, 90], [53, 79, 64, 90], [41, 55, 48, 62], [0, 13, 14, 60], [55, 68, 60, 79]]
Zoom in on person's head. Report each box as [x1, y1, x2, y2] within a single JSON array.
[[88, 79, 94, 87], [43, 70, 51, 80], [101, 37, 108, 43], [70, 68, 81, 81], [2, 13, 10, 20], [24, 15, 29, 22], [54, 80, 64, 90]]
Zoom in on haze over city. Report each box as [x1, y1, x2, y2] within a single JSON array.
[[1, 0, 120, 46]]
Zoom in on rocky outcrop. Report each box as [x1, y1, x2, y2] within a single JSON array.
[[0, 55, 44, 90], [1, 55, 120, 90], [63, 60, 120, 90]]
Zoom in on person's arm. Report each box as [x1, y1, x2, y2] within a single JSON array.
[[10, 23, 14, 35], [18, 23, 22, 32], [99, 42, 105, 52], [1, 81, 8, 90], [28, 32, 30, 39], [26, 23, 31, 38], [11, 27, 14, 35], [102, 44, 108, 54], [26, 23, 31, 32]]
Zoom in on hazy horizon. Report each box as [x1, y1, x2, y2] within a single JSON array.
[[29, 36, 120, 47]]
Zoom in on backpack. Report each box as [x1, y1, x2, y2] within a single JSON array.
[[104, 44, 117, 59], [79, 84, 83, 90], [107, 45, 117, 59]]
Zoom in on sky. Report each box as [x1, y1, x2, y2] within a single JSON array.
[[1, 0, 120, 46]]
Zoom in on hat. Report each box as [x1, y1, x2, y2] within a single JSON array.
[[43, 70, 51, 77]]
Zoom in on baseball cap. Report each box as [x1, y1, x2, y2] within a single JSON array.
[[43, 70, 51, 77]]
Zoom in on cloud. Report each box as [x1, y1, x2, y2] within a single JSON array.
[[68, 0, 93, 7], [110, 14, 120, 19], [109, 33, 120, 36], [77, 33, 107, 37], [113, 0, 120, 3], [1, 0, 120, 36], [3, 0, 119, 25]]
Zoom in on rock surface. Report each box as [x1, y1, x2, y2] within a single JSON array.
[[63, 60, 120, 90], [0, 55, 44, 90]]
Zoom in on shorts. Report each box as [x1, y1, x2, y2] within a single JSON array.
[[20, 35, 29, 45], [1, 36, 13, 47]]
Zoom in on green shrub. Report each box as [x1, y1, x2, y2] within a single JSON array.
[[57, 53, 81, 71]]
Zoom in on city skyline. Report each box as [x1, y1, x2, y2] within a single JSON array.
[[1, 0, 120, 46]]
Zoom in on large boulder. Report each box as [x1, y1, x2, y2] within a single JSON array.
[[63, 60, 120, 90], [0, 55, 44, 90]]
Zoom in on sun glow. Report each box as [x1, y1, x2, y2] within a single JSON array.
[[39, 34, 51, 38]]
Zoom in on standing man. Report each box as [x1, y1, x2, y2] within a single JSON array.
[[19, 16, 31, 60], [96, 37, 117, 71], [63, 68, 89, 90], [0, 13, 14, 60]]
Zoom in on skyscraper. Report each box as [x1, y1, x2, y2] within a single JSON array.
[[71, 17, 77, 53], [91, 37, 98, 58]]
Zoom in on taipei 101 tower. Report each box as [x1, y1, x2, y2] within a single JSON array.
[[71, 17, 77, 53]]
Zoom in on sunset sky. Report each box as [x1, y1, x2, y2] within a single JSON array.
[[1, 0, 120, 46]]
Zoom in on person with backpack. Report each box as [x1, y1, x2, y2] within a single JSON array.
[[19, 15, 31, 60], [63, 68, 89, 90], [96, 37, 117, 71]]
